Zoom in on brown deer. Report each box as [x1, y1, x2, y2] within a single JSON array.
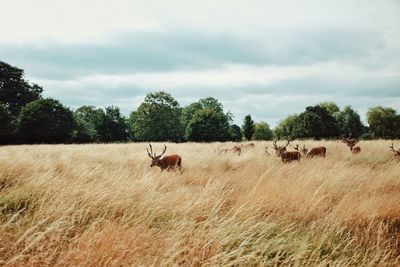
[[147, 144, 182, 171], [272, 140, 301, 163], [342, 138, 361, 154], [389, 143, 400, 158], [296, 144, 327, 158]]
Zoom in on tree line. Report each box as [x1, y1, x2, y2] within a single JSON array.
[[1, 61, 399, 144]]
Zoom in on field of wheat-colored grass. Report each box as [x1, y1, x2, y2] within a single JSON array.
[[0, 140, 400, 266]]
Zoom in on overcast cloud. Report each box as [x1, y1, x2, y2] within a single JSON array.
[[1, 0, 399, 126]]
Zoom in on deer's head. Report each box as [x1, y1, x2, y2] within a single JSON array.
[[147, 144, 167, 167]]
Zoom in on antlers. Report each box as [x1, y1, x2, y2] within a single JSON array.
[[147, 144, 167, 159], [301, 145, 308, 155], [342, 138, 359, 147], [272, 140, 290, 151], [389, 143, 400, 157]]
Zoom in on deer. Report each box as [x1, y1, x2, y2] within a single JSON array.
[[295, 144, 327, 158], [147, 144, 182, 172], [218, 145, 241, 155], [342, 138, 361, 155], [272, 140, 301, 163], [389, 143, 400, 158]]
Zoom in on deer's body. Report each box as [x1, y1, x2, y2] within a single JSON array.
[[351, 146, 361, 154], [151, 154, 182, 171], [147, 144, 182, 172], [342, 138, 361, 155], [306, 146, 326, 158], [280, 150, 301, 162], [273, 140, 301, 163], [219, 145, 241, 155]]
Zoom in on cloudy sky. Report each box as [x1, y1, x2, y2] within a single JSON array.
[[1, 0, 399, 126]]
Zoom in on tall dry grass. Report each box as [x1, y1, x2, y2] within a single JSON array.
[[0, 140, 399, 266]]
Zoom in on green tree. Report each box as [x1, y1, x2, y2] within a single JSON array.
[[19, 98, 75, 144], [229, 124, 243, 142], [128, 111, 138, 141], [99, 106, 129, 142], [367, 106, 400, 139], [186, 109, 231, 142], [0, 103, 15, 144], [252, 121, 273, 140], [133, 91, 183, 142], [299, 105, 340, 139], [318, 101, 340, 116], [182, 97, 232, 141], [334, 106, 363, 138], [242, 115, 255, 141], [181, 102, 203, 135], [73, 105, 102, 143], [0, 61, 42, 115], [274, 114, 299, 140]]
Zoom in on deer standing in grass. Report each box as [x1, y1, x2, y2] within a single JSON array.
[[272, 140, 301, 163], [342, 138, 361, 155], [389, 143, 400, 158], [296, 144, 327, 158], [147, 144, 182, 172]]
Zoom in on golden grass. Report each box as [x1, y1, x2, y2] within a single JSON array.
[[0, 140, 400, 266]]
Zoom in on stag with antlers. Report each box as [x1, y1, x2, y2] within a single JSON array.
[[389, 143, 400, 158], [295, 144, 326, 158], [147, 144, 182, 171], [272, 140, 301, 163], [342, 138, 361, 155]]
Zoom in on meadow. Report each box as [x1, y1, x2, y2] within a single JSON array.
[[0, 141, 399, 266]]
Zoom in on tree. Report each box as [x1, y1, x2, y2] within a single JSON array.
[[128, 111, 138, 141], [198, 97, 224, 114], [306, 105, 340, 138], [181, 102, 203, 136], [242, 115, 255, 141], [99, 106, 129, 142], [19, 98, 75, 144], [0, 61, 42, 115], [186, 109, 231, 142], [182, 97, 232, 141], [318, 101, 340, 116], [252, 121, 273, 140], [334, 106, 363, 138], [274, 114, 299, 140], [0, 103, 15, 144], [133, 91, 183, 142], [367, 106, 400, 139], [73, 106, 102, 143], [229, 124, 243, 142]]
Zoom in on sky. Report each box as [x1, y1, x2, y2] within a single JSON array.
[[1, 0, 400, 126]]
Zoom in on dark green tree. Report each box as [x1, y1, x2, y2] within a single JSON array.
[[73, 106, 102, 143], [127, 111, 138, 141], [229, 124, 243, 142], [252, 121, 273, 140], [0, 103, 15, 144], [242, 115, 255, 141], [99, 106, 129, 142], [0, 61, 42, 115], [186, 109, 231, 142], [19, 98, 75, 143], [198, 97, 224, 113], [182, 97, 232, 141], [367, 106, 400, 139], [133, 91, 183, 142], [181, 102, 203, 136], [334, 106, 364, 138]]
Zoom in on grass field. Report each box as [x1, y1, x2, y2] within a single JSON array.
[[0, 141, 400, 266]]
